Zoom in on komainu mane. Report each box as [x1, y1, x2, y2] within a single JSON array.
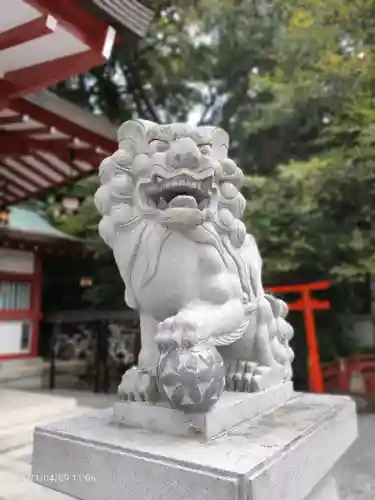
[[95, 120, 294, 406]]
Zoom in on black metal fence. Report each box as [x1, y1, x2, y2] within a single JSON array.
[[41, 310, 140, 393]]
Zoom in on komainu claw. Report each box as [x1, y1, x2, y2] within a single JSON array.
[[225, 360, 257, 392], [118, 367, 158, 402]]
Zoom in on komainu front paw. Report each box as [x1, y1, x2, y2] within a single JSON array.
[[118, 367, 158, 402], [155, 315, 201, 350], [225, 360, 257, 392]]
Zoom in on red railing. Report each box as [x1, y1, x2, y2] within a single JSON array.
[[322, 354, 375, 396]]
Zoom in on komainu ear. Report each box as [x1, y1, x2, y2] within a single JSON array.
[[211, 128, 229, 161], [117, 120, 150, 155]]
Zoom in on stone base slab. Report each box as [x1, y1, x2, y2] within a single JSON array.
[[32, 393, 357, 500], [113, 381, 293, 439], [0, 357, 45, 389]]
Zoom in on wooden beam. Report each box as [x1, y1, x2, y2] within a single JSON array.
[[9, 98, 115, 151], [9, 169, 91, 205], [0, 79, 20, 108], [268, 281, 330, 294], [68, 148, 104, 164], [30, 137, 71, 149], [0, 115, 23, 126], [0, 14, 57, 51], [0, 271, 34, 282], [25, 0, 116, 53], [0, 127, 50, 139], [44, 309, 137, 324], [0, 1, 117, 102], [5, 49, 106, 99], [58, 158, 86, 175], [1, 160, 45, 190], [0, 136, 72, 156], [288, 299, 331, 311], [33, 152, 80, 177], [0, 178, 26, 199], [1, 137, 104, 156], [0, 135, 38, 156], [0, 164, 35, 195], [0, 191, 14, 203], [15, 157, 61, 185]]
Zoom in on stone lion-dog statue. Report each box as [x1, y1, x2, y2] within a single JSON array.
[[95, 120, 294, 411]]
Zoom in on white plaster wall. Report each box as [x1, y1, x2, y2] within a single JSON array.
[[0, 249, 34, 274], [0, 321, 30, 355]]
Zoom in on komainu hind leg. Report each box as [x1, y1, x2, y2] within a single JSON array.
[[251, 297, 288, 390], [223, 296, 289, 392], [223, 358, 284, 392]]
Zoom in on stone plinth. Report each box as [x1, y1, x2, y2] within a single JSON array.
[[113, 382, 293, 439], [0, 358, 45, 389], [32, 393, 357, 500]]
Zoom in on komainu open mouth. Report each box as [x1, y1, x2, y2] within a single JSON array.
[[144, 176, 212, 210]]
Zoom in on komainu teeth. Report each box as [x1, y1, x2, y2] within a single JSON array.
[[158, 197, 168, 209], [161, 179, 203, 190], [148, 175, 213, 210]]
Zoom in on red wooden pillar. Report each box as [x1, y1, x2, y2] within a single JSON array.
[[301, 289, 323, 393], [338, 358, 348, 393], [268, 281, 330, 394], [31, 251, 42, 357]]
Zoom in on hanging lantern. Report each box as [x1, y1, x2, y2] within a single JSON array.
[[80, 277, 93, 288], [0, 207, 9, 225], [62, 195, 80, 214]]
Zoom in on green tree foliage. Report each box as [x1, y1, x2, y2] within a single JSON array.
[[44, 0, 375, 364], [45, 178, 126, 310], [241, 0, 375, 286]]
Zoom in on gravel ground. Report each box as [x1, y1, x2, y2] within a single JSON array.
[[335, 413, 375, 499]]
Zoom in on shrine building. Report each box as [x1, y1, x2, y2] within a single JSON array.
[[0, 0, 155, 385]]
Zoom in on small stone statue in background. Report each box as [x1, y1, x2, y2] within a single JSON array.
[[95, 120, 294, 412]]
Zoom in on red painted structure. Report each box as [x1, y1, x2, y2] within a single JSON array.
[[267, 281, 331, 393], [0, 0, 155, 205], [322, 354, 375, 396], [0, 0, 154, 367], [0, 0, 124, 206], [0, 91, 117, 205], [0, 208, 87, 360], [0, 0, 118, 101], [0, 264, 41, 360]]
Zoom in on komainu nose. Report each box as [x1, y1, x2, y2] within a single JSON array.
[[166, 137, 201, 170]]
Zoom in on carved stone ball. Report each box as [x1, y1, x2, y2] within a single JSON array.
[[157, 342, 226, 413]]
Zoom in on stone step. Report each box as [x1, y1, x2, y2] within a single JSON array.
[[0, 389, 77, 429], [0, 408, 84, 453], [0, 389, 80, 453]]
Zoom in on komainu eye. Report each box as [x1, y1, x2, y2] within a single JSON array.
[[148, 139, 169, 154], [198, 144, 212, 155]]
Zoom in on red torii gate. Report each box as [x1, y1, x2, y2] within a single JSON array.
[[267, 281, 331, 393]]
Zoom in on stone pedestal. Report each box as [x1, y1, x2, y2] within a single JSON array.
[[32, 391, 357, 500], [113, 381, 293, 439]]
